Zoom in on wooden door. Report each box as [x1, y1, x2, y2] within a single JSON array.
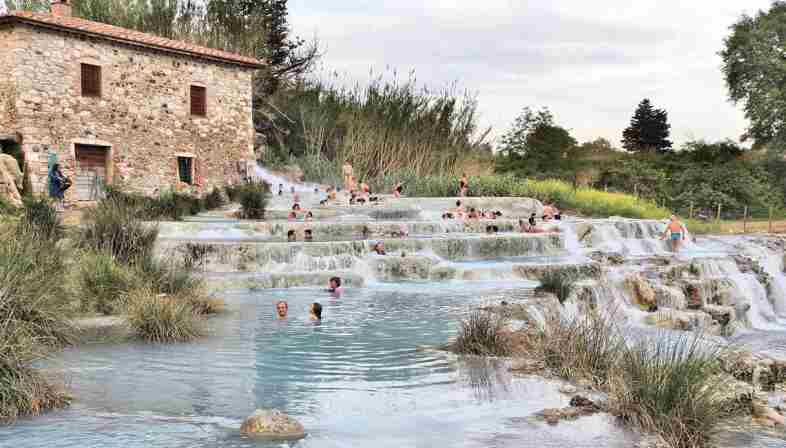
[[75, 145, 108, 201]]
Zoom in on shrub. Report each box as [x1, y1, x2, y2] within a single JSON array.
[[19, 197, 62, 241], [452, 311, 510, 356], [610, 334, 733, 448], [77, 251, 132, 315], [237, 181, 270, 219], [204, 187, 226, 210], [0, 363, 70, 424], [536, 270, 577, 303], [79, 197, 159, 264], [104, 185, 207, 221], [126, 289, 206, 343], [0, 196, 17, 215]]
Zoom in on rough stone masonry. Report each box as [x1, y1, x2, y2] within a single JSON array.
[[0, 4, 261, 202]]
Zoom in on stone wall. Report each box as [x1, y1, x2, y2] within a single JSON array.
[[0, 26, 18, 135], [3, 23, 256, 199]]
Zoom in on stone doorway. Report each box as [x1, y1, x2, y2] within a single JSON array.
[[74, 144, 110, 201]]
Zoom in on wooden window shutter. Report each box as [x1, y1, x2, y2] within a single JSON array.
[[190, 86, 207, 116], [81, 64, 101, 97]]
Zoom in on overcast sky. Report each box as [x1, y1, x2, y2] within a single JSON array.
[[289, 0, 775, 148]]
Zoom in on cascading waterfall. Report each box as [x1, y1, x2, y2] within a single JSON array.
[[252, 164, 322, 192]]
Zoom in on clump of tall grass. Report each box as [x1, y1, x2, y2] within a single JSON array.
[[0, 228, 73, 422], [126, 289, 206, 343], [536, 270, 578, 304], [79, 197, 159, 264], [104, 186, 215, 221], [276, 72, 492, 179], [77, 251, 133, 315], [0, 196, 17, 215], [136, 256, 205, 296], [236, 181, 270, 219], [452, 311, 511, 356], [538, 312, 624, 385], [18, 197, 63, 241], [519, 311, 739, 447], [609, 334, 733, 448]]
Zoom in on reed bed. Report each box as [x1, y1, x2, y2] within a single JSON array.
[[126, 289, 206, 344]]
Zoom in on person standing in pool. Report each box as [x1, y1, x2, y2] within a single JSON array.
[[342, 161, 354, 190], [662, 215, 688, 253], [459, 174, 469, 197], [276, 301, 288, 319]]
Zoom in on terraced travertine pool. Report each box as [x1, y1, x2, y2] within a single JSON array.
[[6, 189, 786, 446]]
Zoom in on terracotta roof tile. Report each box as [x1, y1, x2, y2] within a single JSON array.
[[1, 11, 264, 68]]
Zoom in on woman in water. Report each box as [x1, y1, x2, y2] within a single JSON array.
[[373, 241, 387, 255], [309, 303, 323, 321]]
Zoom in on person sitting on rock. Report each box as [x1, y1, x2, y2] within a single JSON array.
[[361, 181, 370, 196], [328, 276, 343, 295], [305, 211, 314, 221], [453, 200, 466, 217], [373, 241, 387, 255], [523, 213, 545, 233], [542, 201, 561, 221], [467, 208, 480, 219], [304, 229, 313, 242], [276, 301, 288, 319], [442, 212, 454, 219], [287, 230, 297, 242], [349, 191, 358, 205], [309, 303, 323, 321]]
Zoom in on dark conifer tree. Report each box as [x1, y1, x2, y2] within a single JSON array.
[[622, 99, 672, 153]]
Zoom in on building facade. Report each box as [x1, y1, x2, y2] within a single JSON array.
[[0, 0, 261, 201]]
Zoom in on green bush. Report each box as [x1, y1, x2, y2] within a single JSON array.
[[126, 289, 206, 343], [237, 181, 270, 219], [79, 197, 159, 264], [77, 251, 132, 315], [104, 186, 209, 221], [452, 311, 510, 356], [19, 197, 62, 241]]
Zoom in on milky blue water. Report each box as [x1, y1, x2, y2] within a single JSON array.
[[3, 282, 637, 448]]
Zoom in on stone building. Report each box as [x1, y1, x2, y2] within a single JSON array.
[[0, 0, 262, 202]]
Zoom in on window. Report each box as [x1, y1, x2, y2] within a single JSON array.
[[81, 64, 101, 97], [190, 85, 207, 116], [178, 156, 193, 184]]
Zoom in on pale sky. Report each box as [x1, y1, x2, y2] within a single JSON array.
[[289, 0, 775, 148]]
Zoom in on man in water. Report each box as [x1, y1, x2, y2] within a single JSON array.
[[662, 215, 688, 253], [309, 303, 323, 321], [276, 301, 288, 319]]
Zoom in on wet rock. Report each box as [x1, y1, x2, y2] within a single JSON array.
[[559, 384, 577, 395], [588, 251, 625, 265], [240, 409, 306, 440], [624, 274, 657, 311], [703, 305, 736, 327], [509, 358, 545, 374], [536, 395, 601, 425], [652, 284, 686, 309], [645, 309, 718, 334]]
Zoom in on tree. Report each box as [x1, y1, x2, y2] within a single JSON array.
[[621, 98, 672, 153], [496, 107, 577, 178], [721, 2, 786, 153]]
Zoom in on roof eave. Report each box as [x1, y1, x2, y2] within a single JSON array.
[[0, 14, 264, 70]]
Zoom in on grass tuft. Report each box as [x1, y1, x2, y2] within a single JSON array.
[[19, 197, 62, 241], [536, 270, 578, 304], [79, 197, 159, 264], [77, 251, 133, 315], [452, 310, 511, 356], [126, 289, 206, 343]]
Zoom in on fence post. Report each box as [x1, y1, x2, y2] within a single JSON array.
[[769, 206, 774, 234], [689, 202, 694, 220], [633, 184, 638, 198], [716, 203, 722, 222], [743, 205, 748, 233]]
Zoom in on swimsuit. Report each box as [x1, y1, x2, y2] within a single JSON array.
[[670, 232, 682, 241]]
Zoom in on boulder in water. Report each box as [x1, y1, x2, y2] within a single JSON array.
[[624, 274, 657, 311], [240, 409, 306, 440]]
